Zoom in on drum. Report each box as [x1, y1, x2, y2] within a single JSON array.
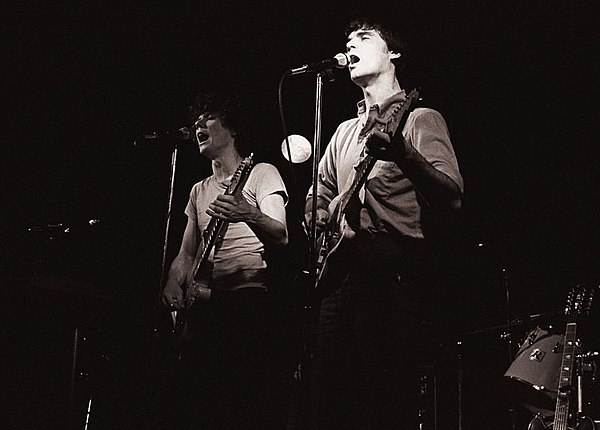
[[504, 327, 579, 415]]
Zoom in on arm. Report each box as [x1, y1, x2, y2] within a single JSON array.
[[304, 123, 348, 229], [206, 192, 288, 246], [162, 217, 200, 310], [366, 110, 463, 210]]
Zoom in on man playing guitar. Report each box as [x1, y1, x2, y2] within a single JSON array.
[[162, 91, 289, 429], [304, 16, 464, 429]]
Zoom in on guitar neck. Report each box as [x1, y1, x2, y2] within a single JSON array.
[[189, 154, 254, 284], [553, 322, 577, 430], [337, 155, 376, 215], [192, 217, 228, 280]]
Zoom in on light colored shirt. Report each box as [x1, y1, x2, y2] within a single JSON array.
[[185, 162, 288, 287]]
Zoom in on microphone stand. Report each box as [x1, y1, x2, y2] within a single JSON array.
[[307, 73, 324, 285], [297, 70, 334, 429], [158, 144, 179, 308], [151, 141, 181, 364]]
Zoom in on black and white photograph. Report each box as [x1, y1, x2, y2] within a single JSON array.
[[2, 2, 596, 429]]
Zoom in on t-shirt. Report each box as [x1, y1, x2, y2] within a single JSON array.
[[185, 162, 288, 288]]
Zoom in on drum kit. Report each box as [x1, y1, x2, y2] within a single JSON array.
[[505, 327, 596, 412], [503, 285, 599, 429]]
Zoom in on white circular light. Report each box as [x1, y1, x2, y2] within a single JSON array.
[[281, 134, 311, 163]]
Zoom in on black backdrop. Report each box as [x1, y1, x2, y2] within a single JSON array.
[[2, 2, 597, 429]]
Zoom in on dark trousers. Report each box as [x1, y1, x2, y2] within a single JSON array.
[[174, 288, 290, 429], [309, 234, 427, 430]]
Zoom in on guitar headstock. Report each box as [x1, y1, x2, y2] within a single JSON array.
[[383, 87, 421, 135], [564, 283, 596, 322]]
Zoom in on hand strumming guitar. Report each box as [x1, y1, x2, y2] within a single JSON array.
[[304, 207, 330, 236], [162, 278, 186, 311]]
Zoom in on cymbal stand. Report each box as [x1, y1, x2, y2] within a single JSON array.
[[477, 242, 516, 429], [502, 265, 518, 430]]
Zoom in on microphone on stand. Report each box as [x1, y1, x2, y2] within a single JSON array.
[[28, 219, 101, 235], [134, 127, 192, 147], [287, 53, 350, 76]]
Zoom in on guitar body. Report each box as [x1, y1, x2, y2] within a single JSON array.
[[577, 417, 598, 430], [314, 88, 421, 296], [313, 203, 351, 295], [173, 253, 213, 345], [528, 415, 597, 430], [528, 415, 552, 430]]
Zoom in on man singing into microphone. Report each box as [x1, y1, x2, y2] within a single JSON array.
[[162, 91, 289, 429], [305, 17, 463, 428]]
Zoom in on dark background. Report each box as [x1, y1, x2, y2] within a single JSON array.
[[1, 1, 597, 429]]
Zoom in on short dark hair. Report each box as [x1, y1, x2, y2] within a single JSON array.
[[345, 16, 409, 71]]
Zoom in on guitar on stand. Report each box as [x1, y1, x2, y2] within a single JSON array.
[[172, 154, 254, 344], [528, 284, 597, 430]]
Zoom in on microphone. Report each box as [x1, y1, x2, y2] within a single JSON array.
[[134, 127, 192, 147], [288, 53, 349, 76]]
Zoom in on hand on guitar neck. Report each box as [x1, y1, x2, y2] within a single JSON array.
[[365, 128, 414, 163]]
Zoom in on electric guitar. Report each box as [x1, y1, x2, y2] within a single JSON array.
[[528, 284, 596, 430], [313, 88, 420, 295], [174, 154, 254, 339]]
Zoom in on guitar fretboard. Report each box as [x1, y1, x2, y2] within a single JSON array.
[[554, 322, 577, 430]]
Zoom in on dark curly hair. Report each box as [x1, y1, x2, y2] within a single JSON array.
[[191, 92, 242, 134], [345, 16, 409, 72], [189, 91, 251, 156]]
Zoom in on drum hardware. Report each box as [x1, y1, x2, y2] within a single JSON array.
[[505, 326, 577, 415], [522, 284, 598, 429], [578, 352, 600, 360], [526, 352, 599, 430]]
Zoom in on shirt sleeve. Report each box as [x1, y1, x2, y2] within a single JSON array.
[[249, 163, 289, 207], [406, 108, 464, 192], [184, 183, 199, 220]]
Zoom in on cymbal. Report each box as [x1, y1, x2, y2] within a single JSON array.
[[463, 311, 562, 337]]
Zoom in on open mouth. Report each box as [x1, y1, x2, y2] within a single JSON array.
[[349, 54, 360, 65], [196, 132, 209, 143]]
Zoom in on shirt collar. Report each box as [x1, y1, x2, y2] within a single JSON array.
[[357, 90, 407, 123]]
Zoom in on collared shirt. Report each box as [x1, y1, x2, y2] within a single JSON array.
[[308, 91, 463, 239]]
